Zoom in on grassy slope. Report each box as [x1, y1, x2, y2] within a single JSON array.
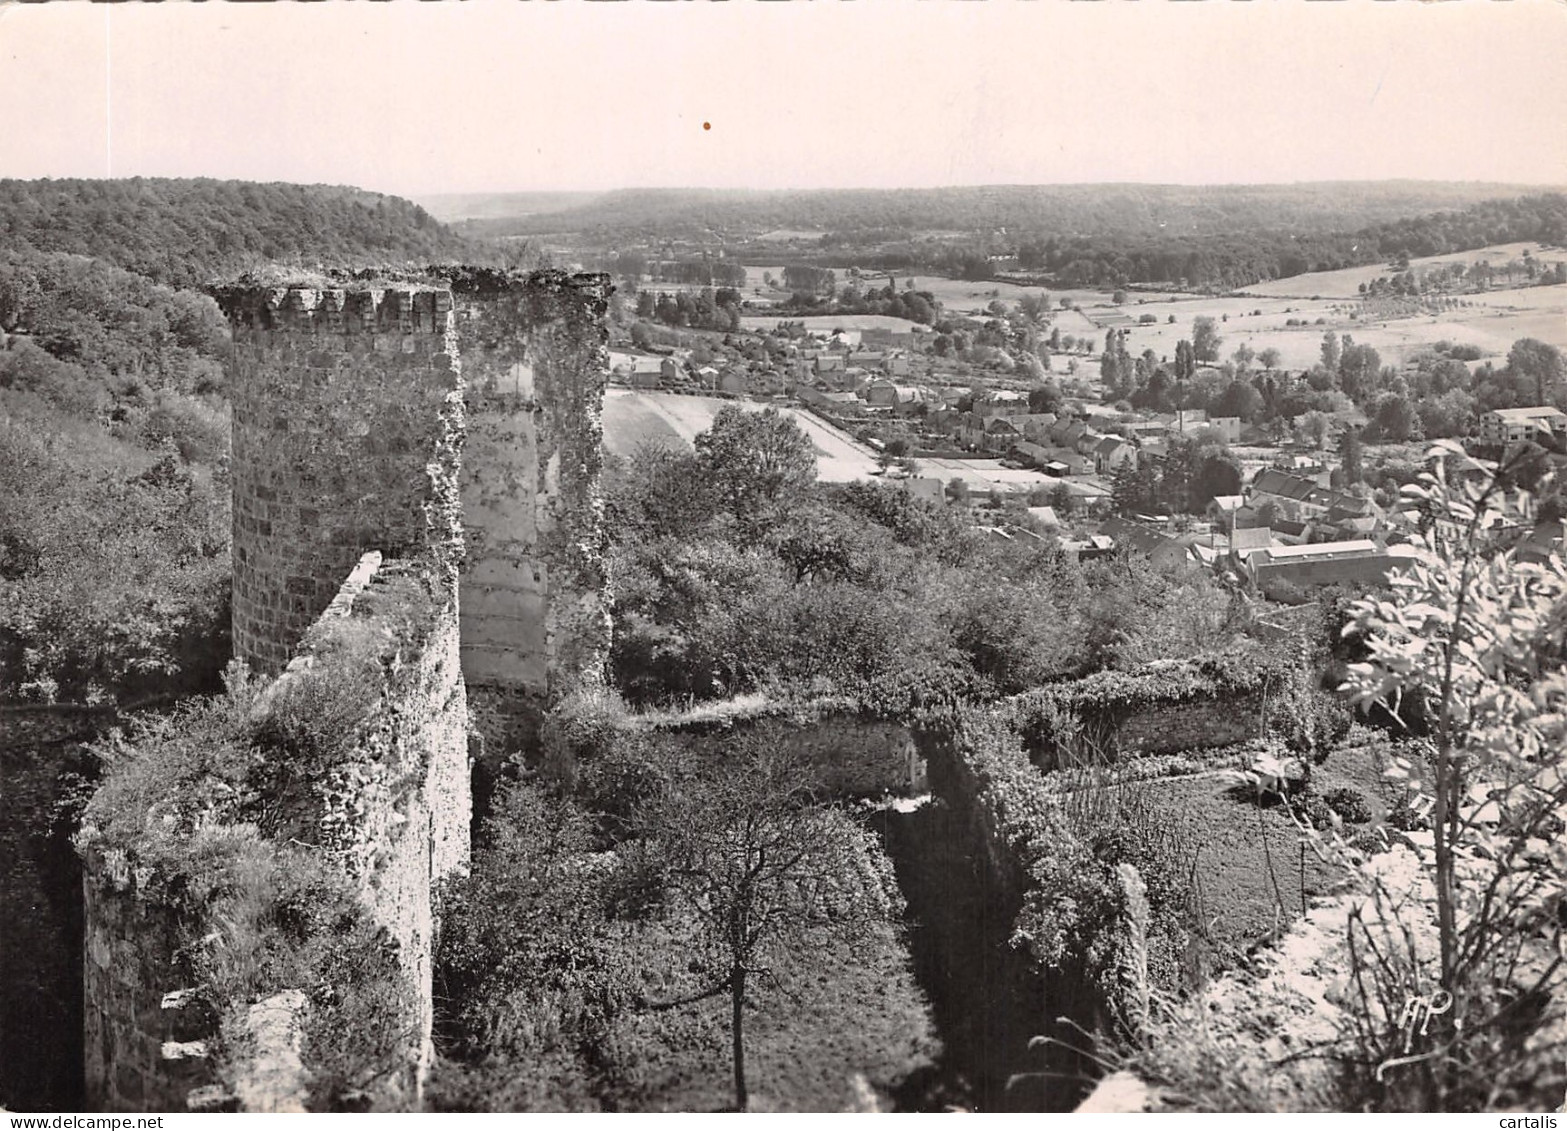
[[1131, 729, 1403, 958]]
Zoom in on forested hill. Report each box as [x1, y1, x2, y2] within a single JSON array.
[[455, 181, 1566, 242], [0, 178, 481, 706], [0, 178, 478, 288]]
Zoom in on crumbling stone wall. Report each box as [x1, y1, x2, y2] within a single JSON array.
[[78, 552, 470, 1112], [1009, 658, 1284, 772], [3, 711, 102, 1111], [257, 551, 470, 1103], [1098, 694, 1266, 758], [453, 272, 611, 759], [77, 269, 607, 1111], [80, 850, 210, 1113]]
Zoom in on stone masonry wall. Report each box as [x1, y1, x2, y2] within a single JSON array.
[[219, 285, 463, 676], [217, 272, 611, 760], [1013, 659, 1279, 773], [648, 707, 926, 799], [1093, 693, 1266, 759], [253, 552, 470, 1105], [78, 552, 470, 1111], [4, 713, 100, 1111], [453, 272, 611, 760], [81, 852, 212, 1113], [75, 269, 606, 1110]]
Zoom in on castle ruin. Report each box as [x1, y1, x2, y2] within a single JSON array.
[[77, 270, 611, 1111]]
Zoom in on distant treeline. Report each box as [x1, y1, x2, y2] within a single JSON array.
[[1009, 193, 1567, 289], [803, 194, 1567, 290], [477, 185, 1567, 293], [0, 177, 478, 288], [462, 181, 1562, 243]]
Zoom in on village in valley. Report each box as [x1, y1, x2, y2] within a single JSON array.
[[588, 238, 1567, 603], [6, 0, 1567, 1117]]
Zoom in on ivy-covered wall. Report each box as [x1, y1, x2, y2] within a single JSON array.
[[919, 649, 1349, 1054], [453, 271, 611, 764], [76, 552, 469, 1112], [1005, 652, 1344, 771]]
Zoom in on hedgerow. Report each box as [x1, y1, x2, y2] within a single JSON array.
[[1002, 647, 1350, 770]]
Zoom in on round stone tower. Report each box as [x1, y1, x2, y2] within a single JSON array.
[[218, 283, 462, 674]]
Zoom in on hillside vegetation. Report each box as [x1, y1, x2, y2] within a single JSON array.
[[0, 178, 478, 288], [0, 178, 493, 705], [462, 182, 1563, 240]]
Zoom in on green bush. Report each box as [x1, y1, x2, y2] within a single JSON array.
[[1321, 786, 1372, 825], [1298, 793, 1336, 831]]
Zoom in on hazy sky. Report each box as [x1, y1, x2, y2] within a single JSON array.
[[1, 0, 1564, 198]]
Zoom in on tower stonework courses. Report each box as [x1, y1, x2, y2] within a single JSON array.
[[217, 271, 611, 755], [221, 284, 463, 676], [454, 274, 612, 757]]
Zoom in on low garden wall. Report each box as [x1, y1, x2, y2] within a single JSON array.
[[919, 649, 1350, 1050], [1005, 651, 1346, 772], [641, 698, 926, 799]]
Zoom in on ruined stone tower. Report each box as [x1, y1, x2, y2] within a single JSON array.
[[218, 270, 611, 752], [448, 272, 612, 754], [221, 284, 464, 675], [72, 271, 611, 1112]]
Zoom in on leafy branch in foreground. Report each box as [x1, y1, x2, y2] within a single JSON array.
[[1334, 439, 1567, 1110]]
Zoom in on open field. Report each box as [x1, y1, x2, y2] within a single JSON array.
[[1109, 284, 1567, 371], [1246, 241, 1560, 299], [914, 456, 1106, 499], [723, 240, 1564, 381], [603, 391, 1110, 497], [883, 275, 1188, 317], [603, 389, 886, 482]]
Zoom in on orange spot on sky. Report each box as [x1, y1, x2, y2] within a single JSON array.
[[703, 122, 711, 131]]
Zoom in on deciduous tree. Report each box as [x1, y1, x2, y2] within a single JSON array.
[[642, 743, 901, 1111], [694, 405, 817, 522], [1192, 316, 1222, 363], [1340, 447, 1567, 1109]]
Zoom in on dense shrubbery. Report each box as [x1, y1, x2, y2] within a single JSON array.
[[0, 393, 231, 703], [433, 733, 937, 1112], [606, 413, 1245, 718], [0, 248, 236, 704]]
